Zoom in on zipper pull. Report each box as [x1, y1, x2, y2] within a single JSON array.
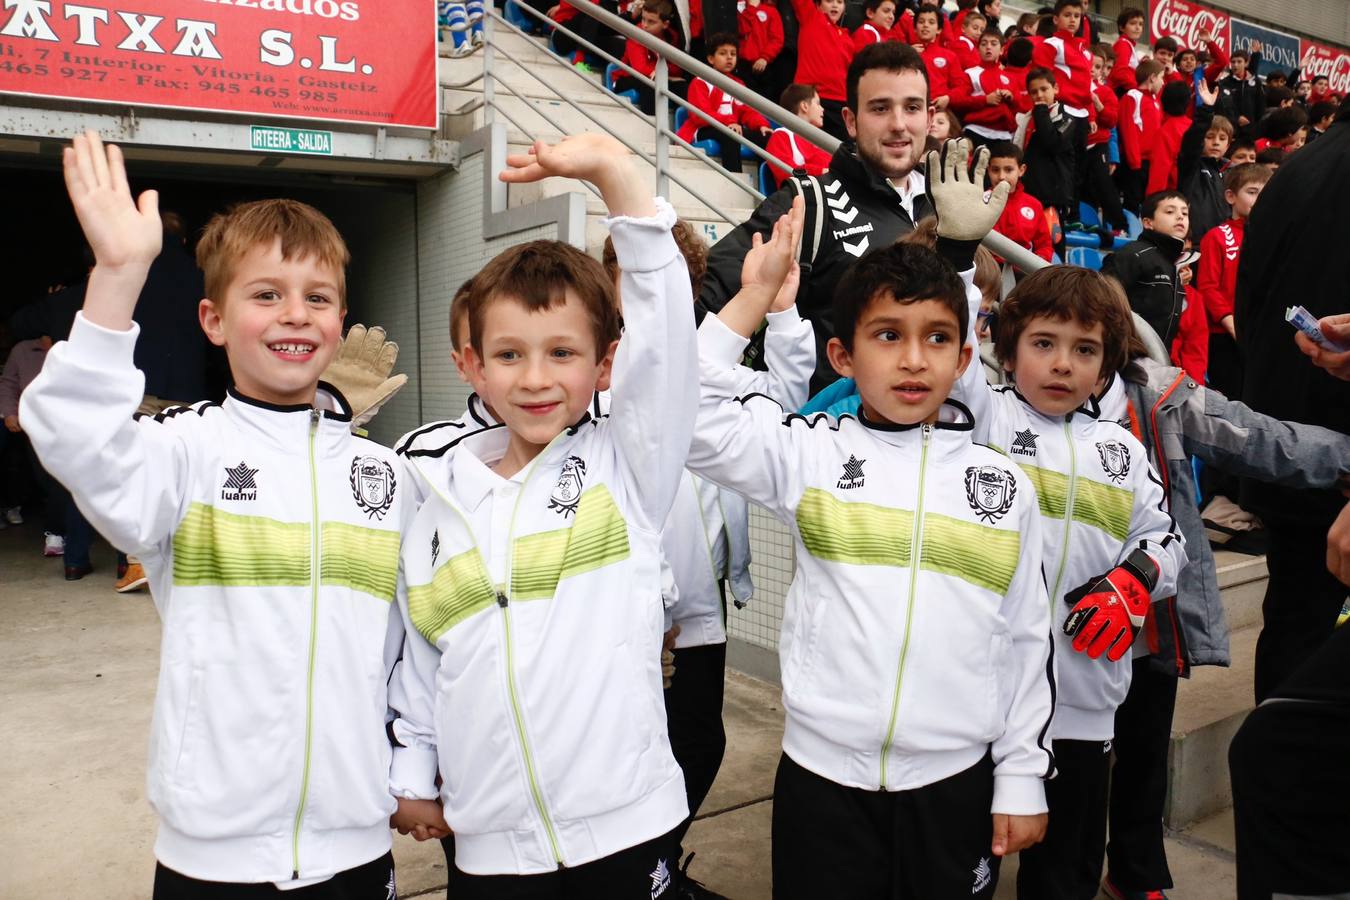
[[310, 408, 320, 429], [496, 591, 509, 608], [921, 423, 932, 445]]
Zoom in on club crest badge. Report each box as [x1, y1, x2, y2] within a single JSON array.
[[549, 456, 587, 517], [965, 466, 1017, 523], [350, 455, 397, 519], [1096, 440, 1131, 483]]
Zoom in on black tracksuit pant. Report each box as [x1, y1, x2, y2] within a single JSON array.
[[154, 853, 395, 899], [441, 830, 680, 899], [1255, 523, 1348, 702], [772, 751, 1001, 899], [664, 639, 729, 854], [1231, 621, 1350, 899], [1105, 659, 1179, 891], [1017, 739, 1112, 900]]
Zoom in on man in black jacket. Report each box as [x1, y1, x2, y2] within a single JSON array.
[[1215, 46, 1266, 140], [698, 42, 934, 391], [1235, 99, 1350, 703], [1101, 190, 1188, 346]]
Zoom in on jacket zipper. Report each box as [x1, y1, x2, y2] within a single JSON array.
[[291, 409, 322, 879], [1048, 419, 1078, 606], [497, 454, 564, 867], [879, 423, 930, 789]]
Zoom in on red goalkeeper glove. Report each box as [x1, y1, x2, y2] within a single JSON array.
[[1062, 548, 1161, 661]]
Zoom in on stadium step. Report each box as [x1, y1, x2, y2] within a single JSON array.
[[1165, 550, 1267, 829]]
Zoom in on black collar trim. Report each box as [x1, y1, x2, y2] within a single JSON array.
[[857, 399, 975, 432], [226, 383, 352, 422]]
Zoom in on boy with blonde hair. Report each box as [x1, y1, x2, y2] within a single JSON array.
[[23, 132, 414, 895]]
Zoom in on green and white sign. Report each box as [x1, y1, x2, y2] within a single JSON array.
[[250, 126, 333, 156]]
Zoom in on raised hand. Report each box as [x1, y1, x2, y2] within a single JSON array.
[[925, 138, 1010, 242], [500, 134, 652, 218], [1197, 79, 1218, 107], [740, 195, 804, 298], [64, 131, 161, 273]]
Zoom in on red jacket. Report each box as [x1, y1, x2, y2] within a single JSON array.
[[678, 74, 770, 143], [765, 127, 832, 185], [1170, 284, 1209, 381], [919, 42, 961, 102], [1196, 217, 1244, 334], [738, 1, 784, 65], [1003, 63, 1032, 112], [994, 184, 1054, 261], [1033, 30, 1095, 120], [888, 9, 915, 44], [619, 29, 682, 80], [950, 62, 1017, 136], [852, 21, 886, 52], [1110, 35, 1143, 92], [1119, 87, 1160, 170], [950, 33, 980, 70], [789, 0, 853, 102], [1146, 113, 1191, 194], [1087, 79, 1117, 147]]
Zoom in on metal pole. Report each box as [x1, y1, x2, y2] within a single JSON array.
[[655, 57, 670, 199], [482, 9, 496, 125]]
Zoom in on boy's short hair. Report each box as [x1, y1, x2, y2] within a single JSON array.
[[449, 276, 476, 350], [780, 82, 819, 115], [832, 242, 967, 352], [963, 10, 986, 27], [1230, 48, 1249, 62], [646, 0, 674, 20], [1093, 42, 1113, 62], [1141, 189, 1187, 220], [1135, 58, 1164, 83], [914, 3, 941, 24], [468, 240, 620, 361], [602, 219, 708, 299], [864, 0, 893, 14], [995, 266, 1135, 376], [1116, 7, 1144, 30], [1176, 48, 1197, 64], [1229, 136, 1256, 157], [1309, 100, 1339, 123], [1223, 161, 1272, 194], [1160, 80, 1191, 116], [1312, 74, 1329, 86], [1053, 0, 1083, 13], [1207, 115, 1235, 140], [1006, 36, 1035, 67], [1265, 85, 1294, 107], [1153, 36, 1178, 54], [1264, 104, 1308, 140], [980, 28, 1005, 45], [706, 31, 738, 54], [847, 42, 929, 113], [1027, 66, 1057, 88], [197, 199, 349, 306], [1035, 15, 1057, 38], [987, 140, 1023, 164], [1255, 146, 1286, 166], [974, 245, 1000, 309]]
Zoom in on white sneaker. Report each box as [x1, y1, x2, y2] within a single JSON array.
[[4, 506, 22, 525], [43, 532, 64, 557]]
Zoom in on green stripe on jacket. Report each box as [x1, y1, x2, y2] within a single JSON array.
[[1020, 464, 1132, 542], [512, 484, 631, 601], [321, 522, 401, 601], [173, 503, 310, 586], [407, 549, 497, 643]]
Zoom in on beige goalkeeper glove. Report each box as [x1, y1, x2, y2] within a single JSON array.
[[924, 138, 1011, 243], [322, 324, 409, 429]]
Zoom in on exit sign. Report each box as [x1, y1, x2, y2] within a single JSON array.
[[250, 126, 333, 156]]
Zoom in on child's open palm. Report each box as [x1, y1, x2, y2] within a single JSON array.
[[63, 130, 161, 271], [499, 133, 631, 185], [740, 195, 804, 298]]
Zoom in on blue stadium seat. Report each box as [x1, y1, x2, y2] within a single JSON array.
[[758, 161, 775, 195], [674, 107, 721, 158], [1065, 246, 1105, 270], [604, 63, 640, 106], [1064, 230, 1101, 249], [1078, 201, 1101, 228], [1123, 209, 1143, 239]]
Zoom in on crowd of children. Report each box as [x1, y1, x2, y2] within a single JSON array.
[[18, 4, 1350, 895]]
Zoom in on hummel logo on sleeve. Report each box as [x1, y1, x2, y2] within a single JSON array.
[[837, 454, 866, 490], [221, 462, 259, 501], [1010, 428, 1039, 457]]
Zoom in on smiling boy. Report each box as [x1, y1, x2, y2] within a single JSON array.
[[688, 147, 1053, 897], [21, 132, 413, 895]]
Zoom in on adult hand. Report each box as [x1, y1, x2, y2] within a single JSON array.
[[933, 95, 950, 110], [753, 58, 768, 73], [1239, 115, 1251, 127], [3, 414, 19, 433], [1329, 503, 1350, 587], [1294, 313, 1350, 380]]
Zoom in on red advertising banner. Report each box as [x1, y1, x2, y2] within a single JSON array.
[[1299, 40, 1350, 96], [0, 0, 438, 129], [1148, 0, 1230, 54]]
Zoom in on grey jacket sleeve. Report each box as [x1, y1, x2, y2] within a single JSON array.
[[1181, 382, 1350, 489]]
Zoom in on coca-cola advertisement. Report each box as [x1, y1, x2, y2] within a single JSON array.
[[1299, 40, 1350, 96], [1147, 0, 1230, 54]]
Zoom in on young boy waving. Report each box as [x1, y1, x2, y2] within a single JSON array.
[[22, 133, 413, 895]]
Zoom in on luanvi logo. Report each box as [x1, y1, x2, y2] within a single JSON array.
[[221, 461, 259, 501]]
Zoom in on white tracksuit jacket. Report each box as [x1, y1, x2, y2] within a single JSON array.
[[388, 200, 697, 875], [955, 281, 1187, 741], [20, 314, 410, 885], [664, 306, 815, 648], [686, 314, 1056, 815]]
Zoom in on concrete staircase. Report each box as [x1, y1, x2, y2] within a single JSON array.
[[1166, 550, 1268, 829], [437, 26, 764, 253]]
